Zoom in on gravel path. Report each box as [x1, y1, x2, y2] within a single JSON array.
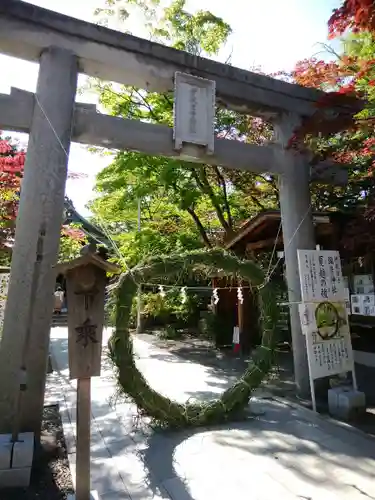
[[0, 405, 74, 500]]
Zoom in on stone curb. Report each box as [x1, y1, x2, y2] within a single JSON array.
[[271, 394, 375, 443], [47, 350, 77, 489]]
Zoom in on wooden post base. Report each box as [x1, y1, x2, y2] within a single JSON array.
[[76, 378, 91, 500]]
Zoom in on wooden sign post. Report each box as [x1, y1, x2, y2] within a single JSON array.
[[55, 248, 119, 500]]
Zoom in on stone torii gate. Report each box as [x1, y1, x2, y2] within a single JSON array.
[[0, 0, 360, 435]]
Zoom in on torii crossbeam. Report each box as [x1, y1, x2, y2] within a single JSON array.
[[0, 87, 347, 183]]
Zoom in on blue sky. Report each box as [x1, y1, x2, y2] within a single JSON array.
[[0, 0, 341, 216]]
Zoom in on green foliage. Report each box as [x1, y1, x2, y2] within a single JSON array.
[[0, 226, 87, 269], [88, 0, 277, 260], [0, 251, 10, 267], [344, 32, 375, 119], [94, 0, 231, 55], [58, 224, 88, 263], [198, 310, 218, 341], [137, 289, 201, 327], [88, 1, 375, 264], [58, 237, 82, 263], [109, 248, 279, 428], [114, 223, 203, 268], [152, 0, 232, 55], [157, 324, 183, 340]]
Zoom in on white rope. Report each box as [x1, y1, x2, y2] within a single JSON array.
[[35, 94, 134, 274], [266, 203, 313, 283], [34, 94, 70, 157]]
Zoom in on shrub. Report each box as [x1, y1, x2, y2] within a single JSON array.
[[157, 324, 183, 340], [131, 289, 204, 329]]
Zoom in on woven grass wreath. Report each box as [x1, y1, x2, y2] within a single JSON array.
[[108, 248, 280, 429]]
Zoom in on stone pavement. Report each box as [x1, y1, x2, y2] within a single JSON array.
[[46, 327, 375, 500]]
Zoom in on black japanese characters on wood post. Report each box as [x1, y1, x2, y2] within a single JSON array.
[[54, 247, 119, 500], [55, 249, 119, 380], [67, 262, 105, 380]]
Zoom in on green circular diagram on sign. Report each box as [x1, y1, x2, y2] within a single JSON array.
[[315, 301, 340, 340]]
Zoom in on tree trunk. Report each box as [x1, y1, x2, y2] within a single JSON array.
[[186, 207, 212, 248], [191, 166, 232, 235]]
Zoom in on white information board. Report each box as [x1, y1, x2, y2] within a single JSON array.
[[0, 272, 9, 331], [297, 250, 357, 411], [299, 302, 354, 380], [297, 250, 346, 302], [173, 72, 216, 154]]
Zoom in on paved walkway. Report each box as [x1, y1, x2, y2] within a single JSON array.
[[46, 327, 375, 500]]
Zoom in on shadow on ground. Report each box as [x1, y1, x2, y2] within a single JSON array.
[[138, 332, 375, 438], [134, 399, 375, 500], [49, 328, 375, 500]]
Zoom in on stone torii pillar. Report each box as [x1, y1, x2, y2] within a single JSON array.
[[274, 113, 315, 400], [0, 46, 78, 435]]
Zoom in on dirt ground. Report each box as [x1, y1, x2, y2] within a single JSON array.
[[0, 405, 74, 500]]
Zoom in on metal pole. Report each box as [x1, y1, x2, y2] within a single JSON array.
[[136, 198, 142, 333]]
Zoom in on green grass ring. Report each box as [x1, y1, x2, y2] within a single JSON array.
[[109, 248, 280, 429]]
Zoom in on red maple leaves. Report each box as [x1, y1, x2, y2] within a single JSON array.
[[0, 135, 86, 251], [328, 0, 375, 38], [0, 137, 25, 249], [61, 225, 86, 240], [290, 58, 354, 89]]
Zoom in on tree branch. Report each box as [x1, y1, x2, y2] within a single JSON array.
[[190, 166, 232, 235], [212, 165, 233, 228], [131, 87, 161, 122], [99, 86, 150, 119], [186, 207, 212, 248], [162, 93, 174, 109], [250, 194, 266, 210]]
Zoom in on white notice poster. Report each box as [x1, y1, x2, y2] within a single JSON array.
[[297, 250, 346, 303], [299, 301, 354, 380]]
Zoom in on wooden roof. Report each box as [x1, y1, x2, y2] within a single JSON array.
[[63, 198, 110, 248], [225, 210, 345, 252], [54, 252, 120, 275]]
